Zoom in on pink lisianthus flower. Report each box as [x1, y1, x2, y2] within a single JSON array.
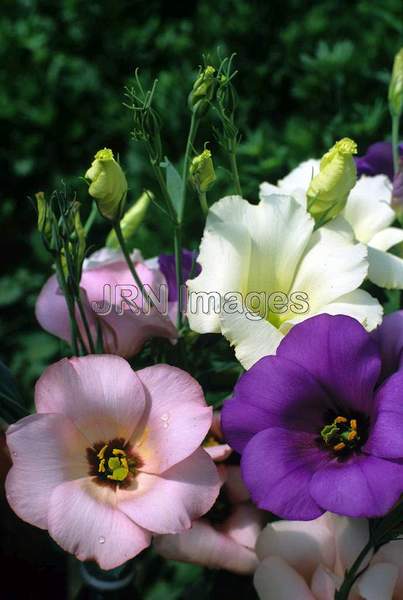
[[5, 355, 220, 570], [254, 513, 401, 599], [155, 413, 265, 576], [36, 248, 177, 358]]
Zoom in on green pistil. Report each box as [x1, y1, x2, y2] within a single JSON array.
[[96, 445, 134, 482], [320, 416, 359, 453]]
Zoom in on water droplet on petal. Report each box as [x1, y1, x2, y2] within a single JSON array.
[[98, 536, 105, 544], [11, 451, 17, 457], [163, 422, 169, 429], [161, 413, 170, 422]]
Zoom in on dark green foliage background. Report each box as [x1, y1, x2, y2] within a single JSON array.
[[0, 1, 402, 597]]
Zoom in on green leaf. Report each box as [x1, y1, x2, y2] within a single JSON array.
[[0, 360, 28, 423], [161, 157, 184, 221]]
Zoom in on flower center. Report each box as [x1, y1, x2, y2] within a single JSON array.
[[320, 415, 361, 454], [86, 438, 140, 487]]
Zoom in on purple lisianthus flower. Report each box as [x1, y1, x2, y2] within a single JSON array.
[[158, 249, 200, 303], [222, 314, 403, 520], [355, 141, 403, 180]]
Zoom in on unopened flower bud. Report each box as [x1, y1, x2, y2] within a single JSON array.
[[106, 191, 152, 249], [73, 202, 86, 270], [188, 66, 217, 117], [389, 48, 403, 117], [189, 149, 216, 193], [35, 191, 52, 242], [307, 138, 357, 224], [85, 148, 128, 221]]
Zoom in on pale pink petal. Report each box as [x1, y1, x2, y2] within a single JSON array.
[[134, 365, 212, 474], [205, 443, 232, 462], [81, 256, 164, 304], [256, 514, 335, 581], [5, 414, 88, 529], [334, 517, 371, 574], [310, 565, 339, 600], [154, 519, 258, 575], [223, 503, 265, 550], [47, 478, 150, 570], [357, 563, 398, 600], [35, 355, 146, 443], [254, 556, 315, 600], [224, 465, 250, 503], [35, 275, 72, 343], [102, 306, 177, 358], [118, 449, 220, 534], [373, 539, 403, 598]]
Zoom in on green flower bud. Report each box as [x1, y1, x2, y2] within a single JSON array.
[[73, 202, 86, 272], [188, 66, 217, 116], [106, 191, 152, 249], [389, 48, 403, 117], [189, 149, 216, 193], [307, 138, 357, 225], [35, 191, 52, 242], [85, 148, 128, 221]]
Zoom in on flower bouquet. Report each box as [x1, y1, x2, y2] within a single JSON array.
[[2, 48, 403, 599]]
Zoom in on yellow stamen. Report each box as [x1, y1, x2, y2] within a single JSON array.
[[350, 419, 357, 430], [347, 431, 357, 441], [97, 444, 108, 460], [335, 416, 348, 424], [333, 442, 346, 452], [98, 458, 106, 473], [112, 448, 126, 456]]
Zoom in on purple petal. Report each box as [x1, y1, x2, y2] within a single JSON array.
[[222, 355, 333, 454], [158, 250, 200, 303], [371, 311, 403, 381], [310, 454, 403, 517], [241, 428, 328, 520], [277, 315, 381, 416], [355, 141, 403, 181], [364, 370, 403, 459]]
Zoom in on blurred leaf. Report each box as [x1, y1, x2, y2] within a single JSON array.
[[161, 157, 184, 221]]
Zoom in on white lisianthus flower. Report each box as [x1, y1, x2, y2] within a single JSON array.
[[263, 161, 403, 289], [186, 193, 382, 369]]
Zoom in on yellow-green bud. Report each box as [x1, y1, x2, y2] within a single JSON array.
[[307, 138, 357, 224], [106, 191, 152, 249], [85, 148, 128, 221], [35, 191, 52, 241], [389, 48, 403, 117], [188, 66, 217, 116], [73, 203, 86, 269], [189, 149, 216, 193]]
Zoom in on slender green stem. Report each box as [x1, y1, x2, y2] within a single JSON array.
[[392, 114, 400, 175], [171, 111, 199, 331], [144, 140, 176, 221], [199, 191, 209, 216], [113, 221, 154, 309], [54, 257, 80, 356], [174, 226, 184, 330], [84, 202, 98, 235], [181, 112, 199, 217], [229, 142, 242, 196], [335, 540, 373, 600], [75, 293, 96, 354]]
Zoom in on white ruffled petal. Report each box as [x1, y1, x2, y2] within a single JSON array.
[[369, 227, 403, 251], [220, 308, 284, 369], [289, 217, 369, 314], [367, 246, 403, 289], [343, 175, 394, 243]]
